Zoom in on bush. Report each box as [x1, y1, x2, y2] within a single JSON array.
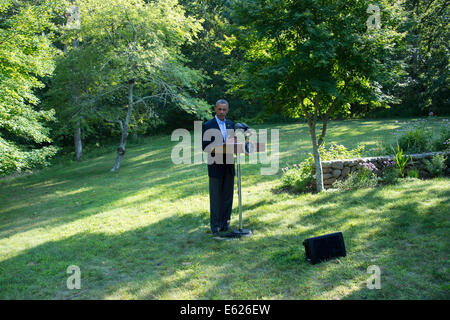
[[406, 168, 419, 178], [397, 127, 433, 154], [0, 138, 59, 176], [423, 154, 447, 177], [432, 127, 450, 151], [358, 162, 380, 177], [262, 113, 298, 124], [280, 163, 314, 193], [383, 118, 450, 154], [332, 166, 378, 191], [317, 143, 365, 161], [378, 160, 401, 185], [365, 141, 392, 157], [280, 144, 365, 193]]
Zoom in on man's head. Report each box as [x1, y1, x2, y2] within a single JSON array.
[[214, 99, 229, 121]]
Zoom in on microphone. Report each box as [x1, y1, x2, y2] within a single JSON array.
[[234, 122, 252, 137], [234, 122, 255, 154]]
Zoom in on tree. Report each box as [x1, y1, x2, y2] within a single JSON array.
[[61, 0, 210, 172], [0, 0, 66, 175], [178, 0, 259, 123], [225, 0, 404, 191], [399, 0, 449, 114], [44, 42, 111, 160], [66, 0, 83, 161]]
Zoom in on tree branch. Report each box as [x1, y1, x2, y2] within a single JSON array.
[[297, 94, 312, 128], [95, 110, 123, 131], [318, 96, 337, 147]]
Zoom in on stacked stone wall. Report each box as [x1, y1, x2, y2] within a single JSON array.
[[312, 151, 450, 189]]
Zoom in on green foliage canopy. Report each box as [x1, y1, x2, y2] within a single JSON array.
[[0, 0, 66, 174], [224, 0, 405, 119], [64, 0, 211, 121]]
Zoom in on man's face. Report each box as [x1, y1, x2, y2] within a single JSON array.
[[214, 103, 229, 121]]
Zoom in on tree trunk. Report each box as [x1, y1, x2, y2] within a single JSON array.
[[309, 125, 324, 193], [74, 118, 82, 160], [110, 125, 128, 172], [298, 94, 324, 192], [110, 81, 135, 172], [66, 1, 82, 161], [317, 97, 337, 147]]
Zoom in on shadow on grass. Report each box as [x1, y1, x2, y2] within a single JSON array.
[[1, 119, 449, 299], [0, 210, 330, 299], [0, 133, 280, 241], [0, 179, 448, 299], [301, 181, 449, 299], [0, 119, 410, 240], [0, 139, 207, 240]]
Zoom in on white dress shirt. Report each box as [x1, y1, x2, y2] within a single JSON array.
[[215, 115, 227, 142]]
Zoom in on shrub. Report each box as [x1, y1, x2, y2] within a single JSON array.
[[358, 162, 380, 176], [281, 163, 314, 193], [365, 141, 392, 157], [0, 139, 59, 176], [280, 144, 365, 192], [317, 143, 365, 161], [332, 166, 378, 191], [406, 168, 419, 178], [388, 118, 450, 154], [378, 160, 401, 185], [263, 113, 298, 124], [432, 127, 450, 152], [423, 154, 447, 178], [308, 143, 365, 173], [397, 127, 432, 154]]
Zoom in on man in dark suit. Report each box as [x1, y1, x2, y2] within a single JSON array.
[[202, 99, 235, 237]]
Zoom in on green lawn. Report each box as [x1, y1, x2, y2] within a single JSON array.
[[0, 117, 449, 299]]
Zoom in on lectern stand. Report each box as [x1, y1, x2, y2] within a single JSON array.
[[232, 152, 252, 237], [213, 140, 265, 238]]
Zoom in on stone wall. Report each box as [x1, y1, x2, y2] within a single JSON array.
[[312, 151, 450, 189]]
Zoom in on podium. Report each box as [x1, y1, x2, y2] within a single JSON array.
[[211, 139, 265, 238]]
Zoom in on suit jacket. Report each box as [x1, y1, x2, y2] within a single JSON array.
[[202, 117, 236, 178]]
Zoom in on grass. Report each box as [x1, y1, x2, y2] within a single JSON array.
[[0, 117, 449, 299]]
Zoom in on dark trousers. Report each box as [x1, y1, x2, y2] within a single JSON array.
[[208, 167, 234, 233]]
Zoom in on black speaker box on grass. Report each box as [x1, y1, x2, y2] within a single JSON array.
[[303, 232, 346, 265]]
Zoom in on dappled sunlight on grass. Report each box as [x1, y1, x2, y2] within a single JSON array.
[[0, 119, 448, 299]]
